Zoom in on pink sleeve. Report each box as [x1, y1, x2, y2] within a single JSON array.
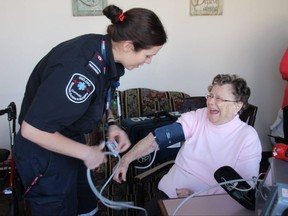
[[177, 108, 207, 140], [234, 129, 262, 184]]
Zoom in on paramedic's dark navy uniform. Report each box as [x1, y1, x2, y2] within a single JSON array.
[[14, 34, 124, 215]]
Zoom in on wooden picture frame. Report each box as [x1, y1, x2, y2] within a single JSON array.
[[72, 0, 108, 16], [190, 0, 223, 16]]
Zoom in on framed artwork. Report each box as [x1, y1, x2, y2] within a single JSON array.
[[190, 0, 223, 16], [72, 0, 108, 16]]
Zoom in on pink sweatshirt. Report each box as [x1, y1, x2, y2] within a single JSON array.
[[158, 108, 262, 198]]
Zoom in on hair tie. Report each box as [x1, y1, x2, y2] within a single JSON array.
[[118, 13, 125, 22]]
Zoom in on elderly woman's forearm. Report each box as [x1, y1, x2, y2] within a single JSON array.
[[122, 132, 158, 163]]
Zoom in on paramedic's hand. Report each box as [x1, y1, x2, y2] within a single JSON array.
[[176, 188, 193, 198], [108, 125, 131, 153], [84, 142, 107, 170], [113, 156, 130, 183]]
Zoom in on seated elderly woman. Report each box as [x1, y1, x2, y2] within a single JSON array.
[[113, 74, 262, 216]]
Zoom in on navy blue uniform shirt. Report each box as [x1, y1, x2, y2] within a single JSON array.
[[19, 34, 125, 137]]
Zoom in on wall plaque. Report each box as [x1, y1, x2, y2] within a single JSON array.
[[72, 0, 107, 16], [190, 0, 223, 16]]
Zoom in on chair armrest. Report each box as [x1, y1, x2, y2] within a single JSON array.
[[134, 160, 175, 183]]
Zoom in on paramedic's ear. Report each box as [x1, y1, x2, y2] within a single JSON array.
[[123, 41, 134, 52]]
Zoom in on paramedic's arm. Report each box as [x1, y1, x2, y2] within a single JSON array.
[[113, 133, 158, 183], [21, 120, 106, 169]]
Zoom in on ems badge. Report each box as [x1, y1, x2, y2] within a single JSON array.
[[66, 73, 95, 103]]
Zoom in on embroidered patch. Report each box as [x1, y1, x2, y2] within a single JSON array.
[[86, 52, 104, 75], [65, 73, 95, 103]]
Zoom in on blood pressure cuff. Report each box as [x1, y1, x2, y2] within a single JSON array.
[[154, 122, 185, 150]]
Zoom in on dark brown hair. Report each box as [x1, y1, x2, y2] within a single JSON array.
[[103, 5, 167, 51]]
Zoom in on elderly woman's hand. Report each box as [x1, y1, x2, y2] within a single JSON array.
[[176, 188, 193, 198], [112, 155, 130, 183]]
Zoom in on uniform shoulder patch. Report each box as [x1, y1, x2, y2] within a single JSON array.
[[65, 73, 95, 103]]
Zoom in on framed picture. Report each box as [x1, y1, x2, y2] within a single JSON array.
[[72, 0, 108, 16], [190, 0, 223, 16]]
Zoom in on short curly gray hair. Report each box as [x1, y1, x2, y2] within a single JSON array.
[[207, 74, 251, 113]]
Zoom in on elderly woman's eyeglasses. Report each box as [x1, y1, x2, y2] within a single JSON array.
[[205, 93, 238, 103]]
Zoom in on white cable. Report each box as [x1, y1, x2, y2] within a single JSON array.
[[172, 176, 262, 216], [220, 176, 256, 192], [255, 173, 271, 202], [134, 147, 158, 169], [87, 151, 148, 216]]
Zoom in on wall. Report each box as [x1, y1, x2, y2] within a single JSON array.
[[0, 0, 288, 151]]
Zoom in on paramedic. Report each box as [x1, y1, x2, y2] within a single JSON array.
[[14, 5, 167, 216]]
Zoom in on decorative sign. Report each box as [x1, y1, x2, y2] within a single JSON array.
[[190, 0, 223, 16], [72, 0, 107, 16]]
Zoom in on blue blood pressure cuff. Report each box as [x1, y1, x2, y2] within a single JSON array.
[[154, 122, 185, 150]]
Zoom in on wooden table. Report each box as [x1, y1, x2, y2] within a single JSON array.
[[158, 193, 255, 216]]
